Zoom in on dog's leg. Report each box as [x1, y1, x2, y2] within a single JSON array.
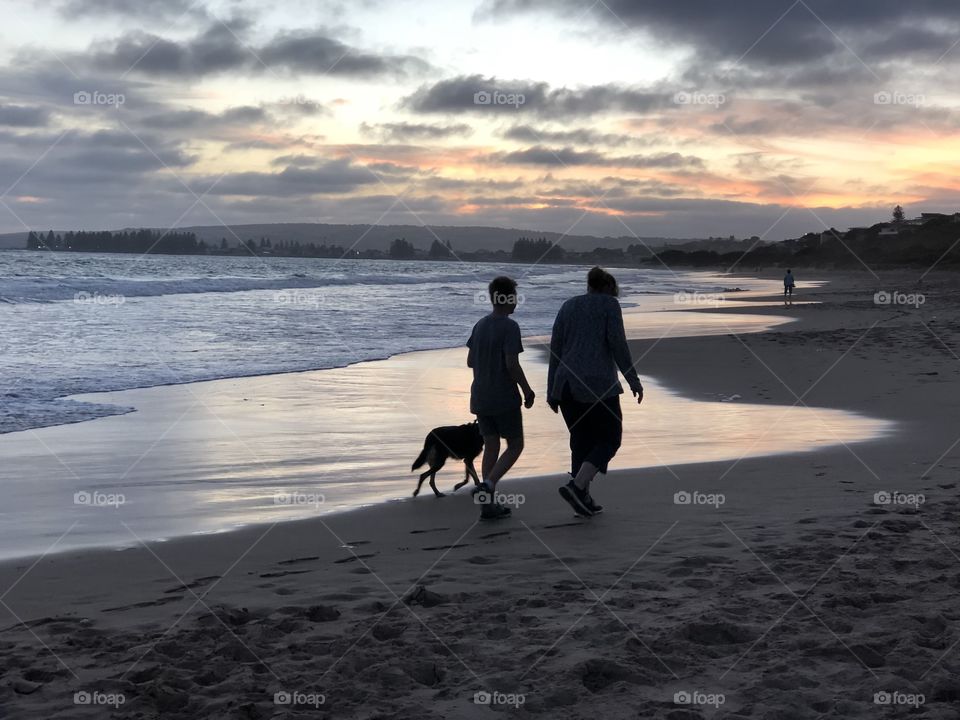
[[414, 469, 433, 497], [429, 470, 445, 498], [453, 462, 471, 492], [466, 459, 482, 487]]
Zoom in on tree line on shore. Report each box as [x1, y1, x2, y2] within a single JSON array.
[[25, 208, 960, 268]]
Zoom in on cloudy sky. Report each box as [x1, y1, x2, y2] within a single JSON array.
[[1, 0, 959, 241]]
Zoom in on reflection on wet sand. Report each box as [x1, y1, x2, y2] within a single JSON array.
[[0, 312, 891, 558]]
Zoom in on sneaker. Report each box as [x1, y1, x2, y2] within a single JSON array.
[[558, 481, 594, 517], [583, 493, 603, 514], [480, 502, 512, 520]]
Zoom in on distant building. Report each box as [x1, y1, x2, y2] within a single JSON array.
[[919, 212, 960, 223]]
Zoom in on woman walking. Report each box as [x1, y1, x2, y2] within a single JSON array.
[[547, 267, 644, 516]]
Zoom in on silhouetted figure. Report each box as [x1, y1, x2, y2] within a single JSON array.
[[547, 267, 643, 517], [784, 269, 795, 306], [467, 276, 535, 520]]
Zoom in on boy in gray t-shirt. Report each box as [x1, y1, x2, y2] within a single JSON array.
[[467, 276, 535, 520]]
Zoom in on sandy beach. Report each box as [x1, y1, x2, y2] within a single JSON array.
[[1, 269, 958, 719]]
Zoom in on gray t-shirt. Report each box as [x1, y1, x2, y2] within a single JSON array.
[[467, 313, 523, 415]]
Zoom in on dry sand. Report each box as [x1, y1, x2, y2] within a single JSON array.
[[1, 270, 959, 719]]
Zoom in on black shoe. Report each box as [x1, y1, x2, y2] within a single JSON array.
[[559, 481, 594, 517], [480, 502, 512, 520], [583, 493, 603, 514]]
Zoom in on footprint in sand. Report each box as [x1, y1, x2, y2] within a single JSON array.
[[259, 569, 312, 578], [479, 530, 513, 539], [334, 553, 377, 564], [162, 575, 220, 594]]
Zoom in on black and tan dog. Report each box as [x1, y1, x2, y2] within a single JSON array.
[[411, 421, 483, 497]]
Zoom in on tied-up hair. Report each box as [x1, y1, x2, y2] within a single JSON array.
[[587, 266, 619, 297]]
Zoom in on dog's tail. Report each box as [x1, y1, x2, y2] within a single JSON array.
[[411, 443, 429, 471]]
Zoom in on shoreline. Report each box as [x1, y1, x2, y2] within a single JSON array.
[[0, 265, 771, 438], [0, 272, 895, 572], [0, 280, 886, 563], [1, 269, 957, 718]]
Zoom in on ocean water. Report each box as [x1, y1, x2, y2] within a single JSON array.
[[0, 251, 894, 558], [0, 250, 764, 435]]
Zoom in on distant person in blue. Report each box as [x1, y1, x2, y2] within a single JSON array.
[[467, 276, 535, 520], [547, 267, 643, 517], [784, 269, 795, 305]]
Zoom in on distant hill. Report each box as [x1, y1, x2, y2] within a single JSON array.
[[652, 212, 960, 269], [0, 223, 687, 253]]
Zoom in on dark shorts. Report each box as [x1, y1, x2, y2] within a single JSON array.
[[476, 407, 523, 440]]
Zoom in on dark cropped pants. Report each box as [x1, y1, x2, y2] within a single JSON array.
[[559, 387, 623, 476]]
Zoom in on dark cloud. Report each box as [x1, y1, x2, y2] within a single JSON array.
[[419, 176, 526, 192], [89, 22, 431, 79], [0, 105, 51, 127], [502, 124, 653, 148], [57, 0, 203, 19], [360, 121, 473, 141], [489, 146, 703, 169], [861, 26, 960, 61], [402, 75, 669, 118], [480, 0, 960, 67], [140, 105, 268, 130], [90, 20, 253, 77], [259, 32, 430, 77], [184, 158, 382, 197], [0, 129, 196, 204]]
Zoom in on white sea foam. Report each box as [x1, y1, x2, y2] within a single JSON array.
[[0, 250, 755, 434]]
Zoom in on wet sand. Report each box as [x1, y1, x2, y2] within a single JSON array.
[[1, 270, 957, 719], [0, 289, 882, 559]]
